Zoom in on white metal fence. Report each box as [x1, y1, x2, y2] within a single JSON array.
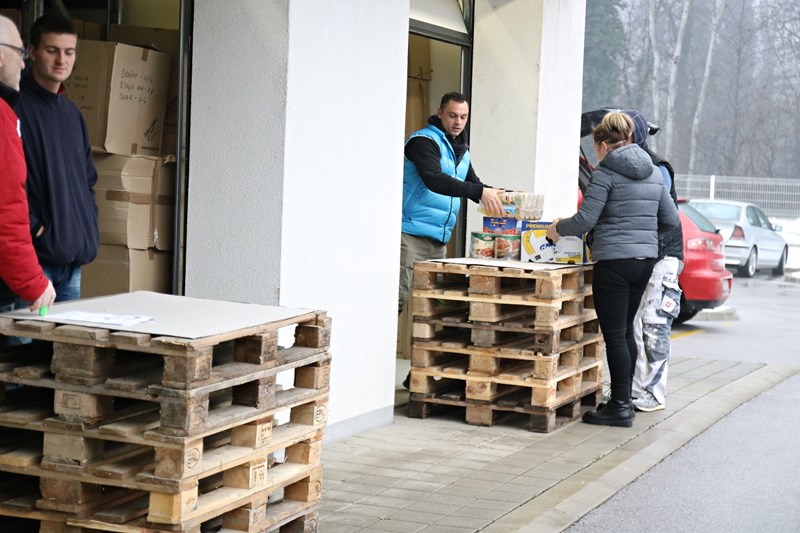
[[676, 174, 800, 220]]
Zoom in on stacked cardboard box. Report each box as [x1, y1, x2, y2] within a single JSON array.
[[108, 24, 181, 157], [64, 40, 171, 157], [81, 154, 175, 297], [59, 29, 177, 298]]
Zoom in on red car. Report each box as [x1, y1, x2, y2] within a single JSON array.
[[579, 109, 732, 323], [676, 200, 732, 322]]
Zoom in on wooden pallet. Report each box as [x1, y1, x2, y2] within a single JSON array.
[[0, 479, 320, 532], [414, 312, 600, 353], [413, 334, 604, 380], [0, 311, 330, 390], [413, 287, 594, 324], [413, 261, 592, 300], [408, 356, 602, 408], [408, 380, 602, 433], [0, 380, 327, 484], [0, 422, 325, 528], [0, 347, 330, 439]]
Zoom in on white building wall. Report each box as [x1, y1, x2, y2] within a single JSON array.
[[187, 1, 409, 440], [279, 1, 409, 438], [186, 1, 289, 304], [469, 0, 586, 232]]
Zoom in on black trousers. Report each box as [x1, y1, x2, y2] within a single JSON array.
[[593, 258, 657, 402]]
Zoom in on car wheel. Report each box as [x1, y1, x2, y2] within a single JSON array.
[[675, 292, 696, 324], [738, 248, 757, 277], [772, 248, 787, 276], [675, 310, 697, 324]]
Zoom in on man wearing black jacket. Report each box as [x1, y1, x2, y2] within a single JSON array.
[[625, 110, 684, 412], [15, 15, 98, 303]]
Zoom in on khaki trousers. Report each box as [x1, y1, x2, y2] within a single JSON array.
[[398, 233, 446, 313]]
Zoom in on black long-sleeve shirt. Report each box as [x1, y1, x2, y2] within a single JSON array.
[[404, 117, 489, 202]]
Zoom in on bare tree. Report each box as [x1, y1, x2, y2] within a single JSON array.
[[688, 0, 727, 174], [648, 0, 663, 152], [583, 0, 800, 178], [664, 0, 694, 160]]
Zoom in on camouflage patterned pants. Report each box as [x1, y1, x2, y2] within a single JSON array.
[[632, 257, 682, 404]]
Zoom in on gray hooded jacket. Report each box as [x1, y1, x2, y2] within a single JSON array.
[[556, 144, 679, 261]]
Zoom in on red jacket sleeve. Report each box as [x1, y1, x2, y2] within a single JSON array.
[[0, 101, 48, 302]]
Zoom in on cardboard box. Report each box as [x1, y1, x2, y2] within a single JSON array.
[[405, 34, 431, 138], [63, 40, 171, 157], [93, 153, 175, 250], [108, 25, 180, 156], [81, 245, 170, 298], [73, 19, 104, 40], [482, 217, 521, 235], [521, 221, 590, 264]]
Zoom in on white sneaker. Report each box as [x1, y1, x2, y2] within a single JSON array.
[[632, 391, 664, 412]]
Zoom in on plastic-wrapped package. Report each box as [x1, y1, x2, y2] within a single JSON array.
[[478, 191, 544, 220]]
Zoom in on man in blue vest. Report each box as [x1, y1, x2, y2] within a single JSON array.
[[399, 91, 505, 315]]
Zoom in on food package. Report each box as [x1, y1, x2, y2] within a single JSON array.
[[478, 191, 544, 220], [482, 217, 521, 235], [470, 232, 496, 258], [520, 221, 589, 263], [494, 235, 521, 260]]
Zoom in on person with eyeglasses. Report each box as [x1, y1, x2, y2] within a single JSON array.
[[14, 15, 99, 306], [0, 15, 57, 316]]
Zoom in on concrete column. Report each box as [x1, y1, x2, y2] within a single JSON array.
[[186, 1, 409, 438], [469, 0, 586, 230], [186, 0, 289, 304]]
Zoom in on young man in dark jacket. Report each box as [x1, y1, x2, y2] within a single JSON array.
[[15, 15, 98, 303], [0, 15, 56, 313], [625, 110, 684, 412]]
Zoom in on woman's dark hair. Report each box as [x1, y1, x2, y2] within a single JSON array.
[[593, 112, 634, 150]]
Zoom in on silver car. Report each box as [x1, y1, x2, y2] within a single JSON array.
[[689, 199, 788, 277]]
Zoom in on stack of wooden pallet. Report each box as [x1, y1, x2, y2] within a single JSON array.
[[0, 297, 330, 532], [408, 259, 603, 432]]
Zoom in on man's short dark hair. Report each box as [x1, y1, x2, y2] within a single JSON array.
[[440, 91, 468, 109], [29, 15, 76, 48]]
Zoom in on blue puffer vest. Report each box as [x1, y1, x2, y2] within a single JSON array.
[[402, 125, 470, 243]]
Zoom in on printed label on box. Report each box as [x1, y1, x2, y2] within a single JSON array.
[[482, 217, 520, 235], [520, 221, 589, 264]]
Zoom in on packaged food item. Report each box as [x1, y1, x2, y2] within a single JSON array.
[[470, 232, 496, 258], [482, 217, 520, 235], [494, 235, 521, 260], [478, 191, 545, 220], [520, 221, 589, 263]]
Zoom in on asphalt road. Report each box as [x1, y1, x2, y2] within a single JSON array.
[[565, 272, 800, 533]]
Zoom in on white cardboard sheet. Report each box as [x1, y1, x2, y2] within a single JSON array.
[[1, 292, 313, 339], [430, 257, 588, 271]]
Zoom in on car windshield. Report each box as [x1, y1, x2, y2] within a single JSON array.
[[692, 202, 741, 222], [679, 203, 718, 233]]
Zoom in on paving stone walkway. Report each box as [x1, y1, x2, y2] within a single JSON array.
[[318, 356, 797, 532]]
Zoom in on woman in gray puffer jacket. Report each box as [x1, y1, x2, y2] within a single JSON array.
[[546, 112, 679, 428]]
